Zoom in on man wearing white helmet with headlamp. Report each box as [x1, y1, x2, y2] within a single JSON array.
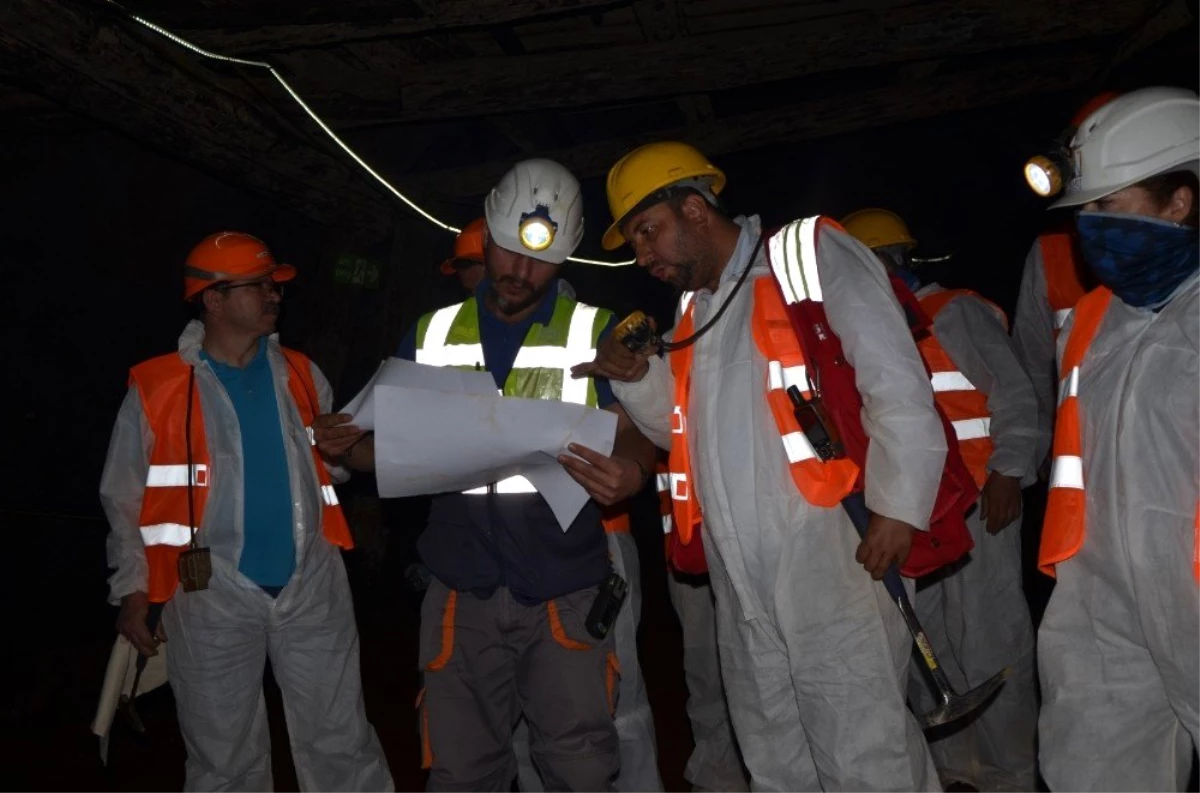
[[316, 159, 659, 791], [1013, 92, 1118, 471], [1035, 86, 1199, 791]]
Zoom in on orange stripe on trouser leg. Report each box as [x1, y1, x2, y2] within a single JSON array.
[[426, 591, 457, 671], [547, 599, 592, 651], [416, 688, 434, 769], [605, 651, 620, 717]]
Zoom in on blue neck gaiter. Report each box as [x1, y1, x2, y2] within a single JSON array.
[[1076, 211, 1199, 309]]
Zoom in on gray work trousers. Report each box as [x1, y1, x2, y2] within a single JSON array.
[[515, 531, 662, 792], [418, 578, 619, 792]]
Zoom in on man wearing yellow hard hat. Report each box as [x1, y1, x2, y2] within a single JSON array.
[[577, 141, 947, 789], [843, 208, 1040, 791]]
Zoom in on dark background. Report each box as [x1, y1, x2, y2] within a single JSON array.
[[1, 8, 1195, 790]]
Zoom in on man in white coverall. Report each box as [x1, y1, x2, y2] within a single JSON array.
[[1011, 92, 1118, 468], [1035, 86, 1199, 791], [100, 231, 392, 791], [844, 208, 1040, 791], [574, 141, 945, 791]]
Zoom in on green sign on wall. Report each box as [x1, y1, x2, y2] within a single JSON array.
[[333, 254, 381, 290]]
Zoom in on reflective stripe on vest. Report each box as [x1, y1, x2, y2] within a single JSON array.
[[463, 477, 538, 495], [656, 470, 673, 534], [145, 464, 208, 488], [140, 523, 193, 546], [665, 216, 860, 545], [416, 304, 484, 369], [930, 371, 974, 393], [130, 347, 353, 602], [917, 289, 1004, 488], [767, 216, 823, 304], [415, 294, 609, 495]]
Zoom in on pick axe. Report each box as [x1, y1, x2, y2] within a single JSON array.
[[841, 491, 1009, 729]]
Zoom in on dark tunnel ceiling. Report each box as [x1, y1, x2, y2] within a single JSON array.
[[0, 0, 1195, 237]]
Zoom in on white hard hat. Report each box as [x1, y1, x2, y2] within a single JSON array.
[[1053, 86, 1200, 209], [484, 158, 584, 265]]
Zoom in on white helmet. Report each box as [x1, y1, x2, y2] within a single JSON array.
[[484, 158, 584, 265], [1053, 86, 1200, 209]]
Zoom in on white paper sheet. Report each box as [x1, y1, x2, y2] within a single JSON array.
[[374, 385, 617, 530], [339, 357, 497, 430]]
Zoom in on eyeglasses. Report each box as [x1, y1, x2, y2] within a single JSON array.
[[213, 279, 284, 296]]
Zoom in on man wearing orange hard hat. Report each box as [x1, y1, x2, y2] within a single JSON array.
[[439, 217, 488, 294], [98, 231, 392, 790]]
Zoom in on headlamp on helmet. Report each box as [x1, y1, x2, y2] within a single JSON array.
[[1024, 127, 1077, 198], [1024, 154, 1066, 197], [518, 205, 558, 253]]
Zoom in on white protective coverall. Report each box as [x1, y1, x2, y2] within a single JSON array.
[[100, 321, 392, 792], [910, 284, 1040, 791], [613, 215, 945, 791], [667, 569, 749, 792], [1010, 241, 1059, 466], [513, 529, 662, 792], [1037, 277, 1200, 791]]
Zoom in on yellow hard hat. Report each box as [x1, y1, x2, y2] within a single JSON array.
[[602, 141, 727, 250], [839, 208, 917, 251]]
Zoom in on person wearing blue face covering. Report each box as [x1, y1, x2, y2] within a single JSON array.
[[1036, 86, 1199, 792]]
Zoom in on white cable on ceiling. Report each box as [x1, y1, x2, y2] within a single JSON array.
[[103, 1, 635, 267]]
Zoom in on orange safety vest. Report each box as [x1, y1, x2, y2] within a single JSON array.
[[917, 290, 1008, 488], [129, 347, 354, 603], [1039, 287, 1198, 582], [1039, 228, 1090, 339], [666, 218, 860, 546]]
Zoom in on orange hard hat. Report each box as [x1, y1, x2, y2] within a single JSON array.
[[439, 218, 486, 275], [1070, 91, 1121, 129], [183, 231, 296, 301]]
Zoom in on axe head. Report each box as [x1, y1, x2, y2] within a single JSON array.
[[920, 666, 1010, 730]]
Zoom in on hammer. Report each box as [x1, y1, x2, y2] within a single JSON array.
[[841, 491, 1009, 729]]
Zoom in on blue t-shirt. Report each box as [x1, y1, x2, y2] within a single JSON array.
[[397, 278, 617, 406], [201, 338, 296, 588]]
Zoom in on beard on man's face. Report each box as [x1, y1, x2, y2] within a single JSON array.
[[491, 275, 549, 315]]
